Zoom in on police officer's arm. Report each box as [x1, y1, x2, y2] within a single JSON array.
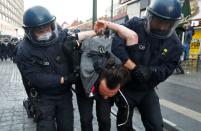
[[75, 30, 97, 42], [113, 34, 183, 83], [74, 20, 139, 44], [131, 19, 184, 82], [94, 20, 138, 70], [94, 20, 138, 45], [111, 32, 137, 70], [69, 20, 139, 46], [109, 18, 141, 71], [17, 55, 67, 89]]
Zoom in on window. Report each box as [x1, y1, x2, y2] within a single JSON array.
[[2, 6, 4, 12], [2, 15, 5, 21], [140, 0, 149, 10]]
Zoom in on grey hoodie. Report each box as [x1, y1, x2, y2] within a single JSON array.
[[80, 36, 121, 96]]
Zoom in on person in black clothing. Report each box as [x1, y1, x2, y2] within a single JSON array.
[[7, 42, 14, 61], [0, 42, 7, 61], [0, 42, 5, 61], [99, 0, 183, 131], [16, 6, 98, 131]]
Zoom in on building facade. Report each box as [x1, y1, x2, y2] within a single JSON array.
[[108, 0, 150, 24], [118, 0, 150, 19], [0, 0, 24, 37]]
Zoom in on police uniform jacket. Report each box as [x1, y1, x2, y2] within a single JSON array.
[[16, 30, 73, 96]]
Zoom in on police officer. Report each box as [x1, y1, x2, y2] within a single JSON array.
[[16, 6, 97, 131], [0, 42, 4, 61], [7, 41, 13, 61], [0, 42, 7, 61], [99, 0, 183, 131]]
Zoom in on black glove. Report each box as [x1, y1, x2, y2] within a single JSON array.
[[62, 36, 81, 75], [131, 65, 152, 83], [64, 73, 79, 85], [62, 37, 79, 56]]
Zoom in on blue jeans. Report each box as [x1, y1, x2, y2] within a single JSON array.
[[184, 43, 190, 60]]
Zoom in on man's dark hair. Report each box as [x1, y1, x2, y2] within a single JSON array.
[[95, 55, 130, 89], [101, 65, 130, 89]]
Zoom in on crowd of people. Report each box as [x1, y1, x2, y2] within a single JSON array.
[[14, 0, 185, 131], [0, 38, 20, 62]]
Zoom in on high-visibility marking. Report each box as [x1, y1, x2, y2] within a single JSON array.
[[163, 118, 177, 127], [160, 99, 201, 123]]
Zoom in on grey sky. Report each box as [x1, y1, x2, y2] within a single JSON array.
[[24, 0, 116, 24]]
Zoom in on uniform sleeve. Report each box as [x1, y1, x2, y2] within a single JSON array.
[[111, 17, 138, 64], [16, 54, 61, 89], [111, 34, 129, 64]]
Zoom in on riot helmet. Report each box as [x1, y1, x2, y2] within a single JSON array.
[[145, 0, 182, 39], [23, 6, 58, 46]]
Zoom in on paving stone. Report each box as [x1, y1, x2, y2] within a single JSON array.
[[0, 116, 12, 122], [24, 127, 36, 131], [10, 123, 23, 130], [0, 120, 12, 126], [0, 125, 11, 131]]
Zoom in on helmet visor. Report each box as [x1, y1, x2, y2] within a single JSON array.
[[146, 12, 180, 39], [27, 21, 58, 46]]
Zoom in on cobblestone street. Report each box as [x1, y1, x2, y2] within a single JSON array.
[[0, 61, 35, 131]]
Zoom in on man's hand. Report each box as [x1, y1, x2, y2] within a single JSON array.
[[124, 59, 136, 71], [94, 20, 108, 35], [99, 79, 120, 98], [61, 73, 79, 85]]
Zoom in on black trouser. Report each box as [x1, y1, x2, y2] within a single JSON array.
[[117, 89, 163, 131], [75, 83, 112, 131], [35, 92, 73, 131], [3, 53, 7, 61], [0, 55, 3, 61]]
